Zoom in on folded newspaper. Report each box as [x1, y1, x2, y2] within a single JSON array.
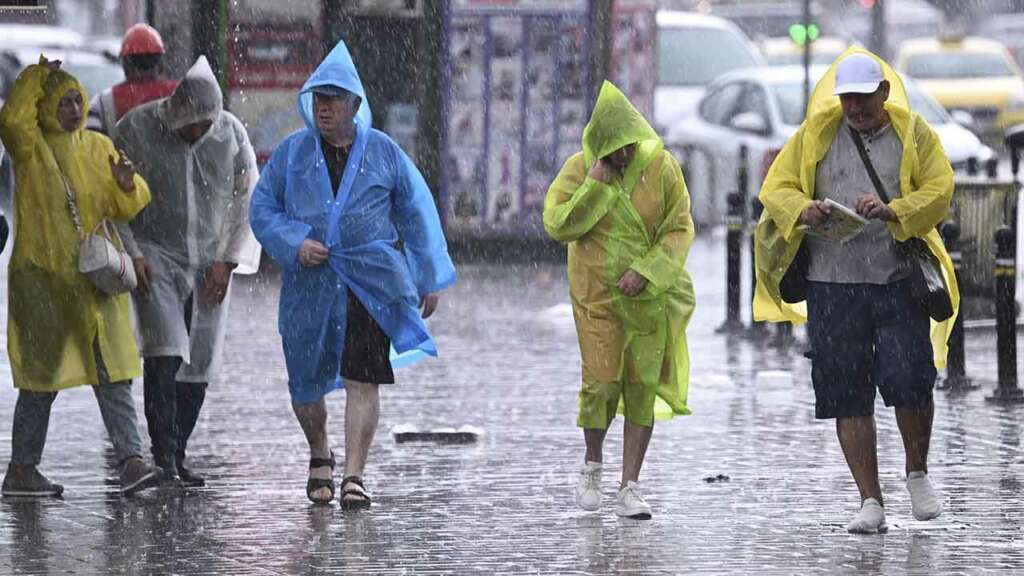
[[797, 198, 868, 243]]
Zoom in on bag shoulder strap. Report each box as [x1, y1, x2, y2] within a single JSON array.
[[60, 174, 83, 234], [848, 125, 892, 203]]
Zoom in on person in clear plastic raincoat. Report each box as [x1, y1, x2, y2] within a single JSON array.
[[250, 41, 456, 507], [0, 56, 161, 498], [754, 49, 958, 533], [544, 81, 695, 520], [114, 56, 261, 487]]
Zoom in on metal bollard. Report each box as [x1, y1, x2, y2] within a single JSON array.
[[717, 190, 745, 333], [937, 221, 975, 391], [987, 225, 1024, 403], [747, 195, 768, 340], [985, 157, 999, 178]]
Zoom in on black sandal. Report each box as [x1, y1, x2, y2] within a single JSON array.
[[340, 475, 371, 509], [306, 451, 335, 504]]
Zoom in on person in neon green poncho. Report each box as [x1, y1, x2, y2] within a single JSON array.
[[544, 81, 695, 520]]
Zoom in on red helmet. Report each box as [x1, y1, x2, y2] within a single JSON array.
[[121, 23, 165, 57]]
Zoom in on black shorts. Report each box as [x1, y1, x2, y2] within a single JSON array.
[[341, 291, 395, 384], [806, 280, 935, 419]]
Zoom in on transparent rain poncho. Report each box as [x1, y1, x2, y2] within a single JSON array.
[[754, 47, 960, 367], [0, 59, 151, 391], [113, 56, 261, 383], [250, 41, 456, 403], [544, 81, 695, 422]]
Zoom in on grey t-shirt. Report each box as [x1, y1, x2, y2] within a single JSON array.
[[806, 121, 909, 284]]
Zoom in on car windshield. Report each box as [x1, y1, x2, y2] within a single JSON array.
[[658, 27, 759, 86], [773, 77, 948, 126], [903, 51, 1014, 78]]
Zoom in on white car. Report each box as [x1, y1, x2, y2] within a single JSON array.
[[666, 66, 992, 228], [654, 11, 763, 134]]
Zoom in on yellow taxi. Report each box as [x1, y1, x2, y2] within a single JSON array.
[[895, 36, 1024, 141]]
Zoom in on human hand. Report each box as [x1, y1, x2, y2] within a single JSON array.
[[39, 56, 62, 72], [617, 269, 648, 296], [587, 158, 614, 183], [109, 149, 136, 193], [420, 293, 440, 319], [798, 200, 831, 226], [132, 257, 152, 297], [203, 261, 235, 304], [298, 239, 329, 267], [854, 194, 896, 221]]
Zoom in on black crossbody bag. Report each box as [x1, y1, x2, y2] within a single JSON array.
[[848, 125, 953, 322]]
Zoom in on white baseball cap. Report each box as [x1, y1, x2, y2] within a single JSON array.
[[833, 54, 884, 95]]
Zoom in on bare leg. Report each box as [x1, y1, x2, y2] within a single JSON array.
[[583, 428, 608, 464], [292, 398, 331, 501], [895, 400, 934, 475], [621, 421, 653, 488], [343, 380, 379, 480], [837, 415, 883, 506]]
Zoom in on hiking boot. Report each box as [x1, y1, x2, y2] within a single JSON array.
[[120, 457, 161, 495], [574, 461, 602, 511], [615, 481, 652, 520], [1, 464, 63, 498]]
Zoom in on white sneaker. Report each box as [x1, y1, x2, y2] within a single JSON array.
[[574, 461, 602, 511], [906, 471, 942, 521], [847, 498, 887, 534], [615, 481, 652, 520]]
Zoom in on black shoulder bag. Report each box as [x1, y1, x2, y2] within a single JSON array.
[[848, 125, 954, 322]]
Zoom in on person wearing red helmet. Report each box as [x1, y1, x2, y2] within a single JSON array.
[[87, 23, 178, 136]]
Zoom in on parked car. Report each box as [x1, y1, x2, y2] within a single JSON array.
[[895, 36, 1024, 143], [654, 11, 763, 134], [666, 66, 992, 227]]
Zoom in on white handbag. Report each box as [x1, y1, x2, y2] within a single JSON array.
[[62, 175, 137, 295]]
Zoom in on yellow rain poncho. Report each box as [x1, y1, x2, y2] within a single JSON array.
[[0, 61, 151, 392], [544, 81, 695, 426], [754, 47, 959, 367]]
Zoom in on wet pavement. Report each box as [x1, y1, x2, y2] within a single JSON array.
[[1, 232, 1023, 575]]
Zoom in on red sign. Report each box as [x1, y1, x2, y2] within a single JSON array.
[[227, 24, 321, 90]]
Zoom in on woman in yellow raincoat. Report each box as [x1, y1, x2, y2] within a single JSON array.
[[544, 81, 695, 520], [0, 57, 160, 498], [754, 49, 957, 533]]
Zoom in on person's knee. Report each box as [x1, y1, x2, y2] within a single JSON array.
[[345, 379, 379, 401]]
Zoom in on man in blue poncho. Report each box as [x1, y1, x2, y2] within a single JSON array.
[[250, 41, 456, 507]]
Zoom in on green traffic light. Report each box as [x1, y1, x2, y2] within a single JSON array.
[[788, 23, 820, 46]]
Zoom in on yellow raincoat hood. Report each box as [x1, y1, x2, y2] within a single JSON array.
[[754, 47, 959, 367], [583, 81, 661, 166], [39, 66, 88, 134]]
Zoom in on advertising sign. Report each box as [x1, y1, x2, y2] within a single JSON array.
[[227, 23, 320, 90]]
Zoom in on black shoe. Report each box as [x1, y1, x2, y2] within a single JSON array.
[[177, 466, 205, 487]]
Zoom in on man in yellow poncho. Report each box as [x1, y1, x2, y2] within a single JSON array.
[[544, 81, 695, 520], [754, 50, 958, 533], [0, 57, 159, 497]]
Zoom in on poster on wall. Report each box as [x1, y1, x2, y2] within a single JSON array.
[[452, 0, 585, 11], [443, 4, 590, 237]]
